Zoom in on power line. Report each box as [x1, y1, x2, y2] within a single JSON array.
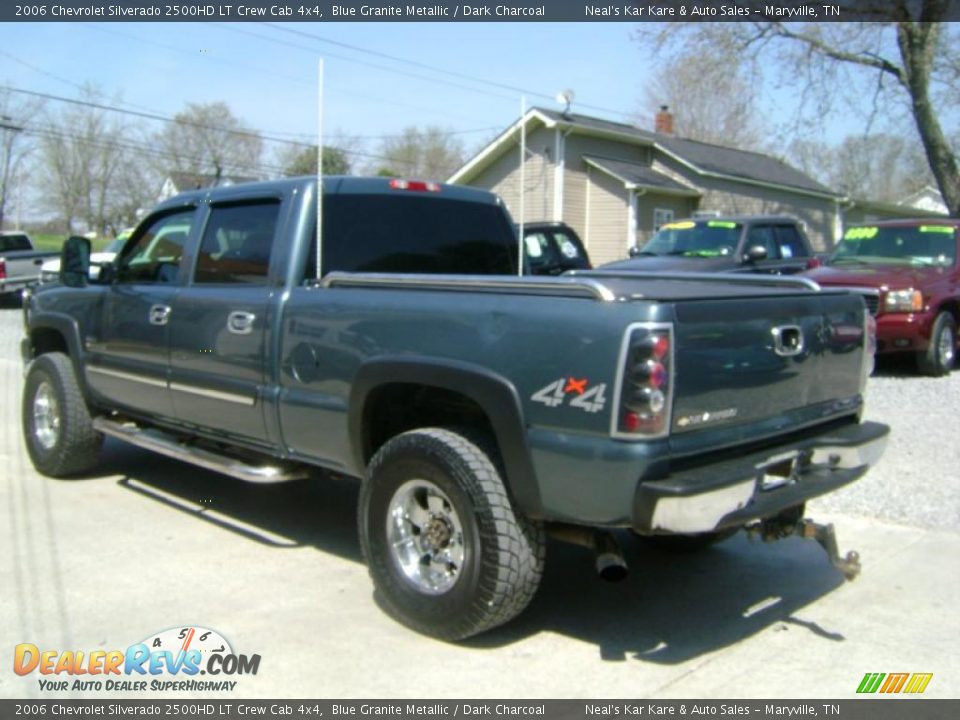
[[259, 22, 641, 121], [0, 51, 500, 144]]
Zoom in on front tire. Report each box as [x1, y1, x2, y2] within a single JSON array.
[[22, 353, 102, 477], [917, 312, 956, 376], [358, 428, 545, 641]]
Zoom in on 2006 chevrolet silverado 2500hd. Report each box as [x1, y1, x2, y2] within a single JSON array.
[[20, 177, 889, 640]]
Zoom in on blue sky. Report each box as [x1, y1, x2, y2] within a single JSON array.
[[1, 22, 655, 161]]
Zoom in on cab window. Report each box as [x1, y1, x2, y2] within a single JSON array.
[[193, 201, 281, 284], [115, 210, 194, 284]]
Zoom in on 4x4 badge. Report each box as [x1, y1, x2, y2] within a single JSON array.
[[531, 377, 608, 414]]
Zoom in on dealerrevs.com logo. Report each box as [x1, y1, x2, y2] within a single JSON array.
[[14, 626, 260, 692]]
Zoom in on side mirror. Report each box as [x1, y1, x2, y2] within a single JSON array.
[[744, 245, 768, 263], [628, 245, 642, 257], [60, 236, 91, 288]]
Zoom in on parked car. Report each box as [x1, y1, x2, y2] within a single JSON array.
[[22, 176, 886, 640], [806, 219, 960, 376], [609, 215, 818, 275], [520, 221, 591, 275], [0, 231, 58, 299], [38, 233, 131, 284]]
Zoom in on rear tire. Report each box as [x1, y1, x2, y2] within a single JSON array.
[[22, 353, 102, 477], [917, 312, 956, 376], [358, 428, 545, 641]]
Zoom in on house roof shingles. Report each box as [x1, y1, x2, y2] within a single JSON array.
[[534, 107, 835, 197], [584, 157, 699, 196]]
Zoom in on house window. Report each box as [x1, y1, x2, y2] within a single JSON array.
[[653, 208, 674, 231]]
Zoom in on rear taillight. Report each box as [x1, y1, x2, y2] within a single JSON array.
[[612, 323, 674, 439], [389, 179, 441, 192], [806, 257, 822, 269], [0, 259, 6, 280]]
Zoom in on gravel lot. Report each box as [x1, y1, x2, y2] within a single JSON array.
[[809, 355, 960, 532]]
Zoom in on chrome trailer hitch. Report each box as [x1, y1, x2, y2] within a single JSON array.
[[746, 508, 861, 581]]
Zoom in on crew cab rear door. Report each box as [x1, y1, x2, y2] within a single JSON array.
[[167, 196, 287, 443]]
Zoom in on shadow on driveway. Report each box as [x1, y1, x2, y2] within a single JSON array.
[[82, 438, 847, 663]]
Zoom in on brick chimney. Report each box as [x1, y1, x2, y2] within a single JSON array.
[[655, 105, 674, 135]]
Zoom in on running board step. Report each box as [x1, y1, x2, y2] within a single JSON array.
[[93, 417, 308, 484]]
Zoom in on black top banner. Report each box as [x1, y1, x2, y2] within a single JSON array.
[[5, 0, 960, 23], [0, 700, 958, 720]]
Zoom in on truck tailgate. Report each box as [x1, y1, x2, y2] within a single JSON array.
[[669, 292, 866, 447]]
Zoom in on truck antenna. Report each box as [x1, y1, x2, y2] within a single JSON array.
[[316, 58, 324, 280], [518, 95, 526, 277]]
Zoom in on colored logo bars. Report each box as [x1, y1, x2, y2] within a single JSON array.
[[857, 672, 933, 694]]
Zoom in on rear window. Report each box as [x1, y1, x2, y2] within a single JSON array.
[[314, 194, 517, 276], [0, 234, 32, 253]]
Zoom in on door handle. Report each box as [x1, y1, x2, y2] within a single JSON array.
[[149, 304, 171, 326], [227, 311, 256, 335]]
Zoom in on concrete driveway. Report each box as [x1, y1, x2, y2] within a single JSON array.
[[1, 306, 957, 700]]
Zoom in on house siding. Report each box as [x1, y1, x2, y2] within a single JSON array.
[[635, 193, 697, 247], [465, 126, 554, 224], [654, 155, 836, 251], [585, 165, 630, 265]]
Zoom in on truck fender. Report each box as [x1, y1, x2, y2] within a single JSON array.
[[348, 357, 543, 518], [25, 311, 89, 396]]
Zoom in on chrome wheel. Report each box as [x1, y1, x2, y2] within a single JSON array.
[[386, 479, 465, 595], [32, 381, 61, 450], [938, 324, 955, 368]]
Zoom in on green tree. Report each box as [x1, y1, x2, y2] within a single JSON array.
[[278, 144, 351, 176]]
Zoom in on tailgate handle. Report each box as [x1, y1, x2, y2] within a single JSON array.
[[772, 325, 804, 357]]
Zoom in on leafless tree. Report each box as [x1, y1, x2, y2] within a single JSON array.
[[36, 86, 131, 234], [372, 127, 465, 181], [155, 101, 263, 181], [640, 9, 960, 214], [789, 133, 932, 202], [640, 45, 767, 151], [0, 90, 42, 230]]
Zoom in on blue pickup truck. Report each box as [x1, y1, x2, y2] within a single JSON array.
[[20, 177, 888, 640]]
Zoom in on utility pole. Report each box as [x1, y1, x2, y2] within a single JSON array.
[[1, 115, 25, 230]]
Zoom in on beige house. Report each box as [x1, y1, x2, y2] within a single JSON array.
[[449, 108, 846, 265]]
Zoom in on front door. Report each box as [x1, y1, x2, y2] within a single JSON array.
[[88, 208, 197, 421]]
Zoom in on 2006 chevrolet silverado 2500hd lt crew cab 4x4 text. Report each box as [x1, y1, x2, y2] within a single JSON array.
[[20, 177, 889, 640]]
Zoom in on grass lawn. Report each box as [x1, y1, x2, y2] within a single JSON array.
[[29, 234, 115, 253]]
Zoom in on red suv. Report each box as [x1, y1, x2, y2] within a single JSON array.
[[806, 219, 959, 376]]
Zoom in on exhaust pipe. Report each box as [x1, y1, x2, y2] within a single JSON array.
[[594, 532, 628, 582], [548, 525, 629, 582]]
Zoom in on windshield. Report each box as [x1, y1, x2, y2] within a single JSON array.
[[832, 225, 957, 267], [640, 220, 741, 257]]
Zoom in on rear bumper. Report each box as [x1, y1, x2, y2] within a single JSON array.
[[632, 421, 889, 534]]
